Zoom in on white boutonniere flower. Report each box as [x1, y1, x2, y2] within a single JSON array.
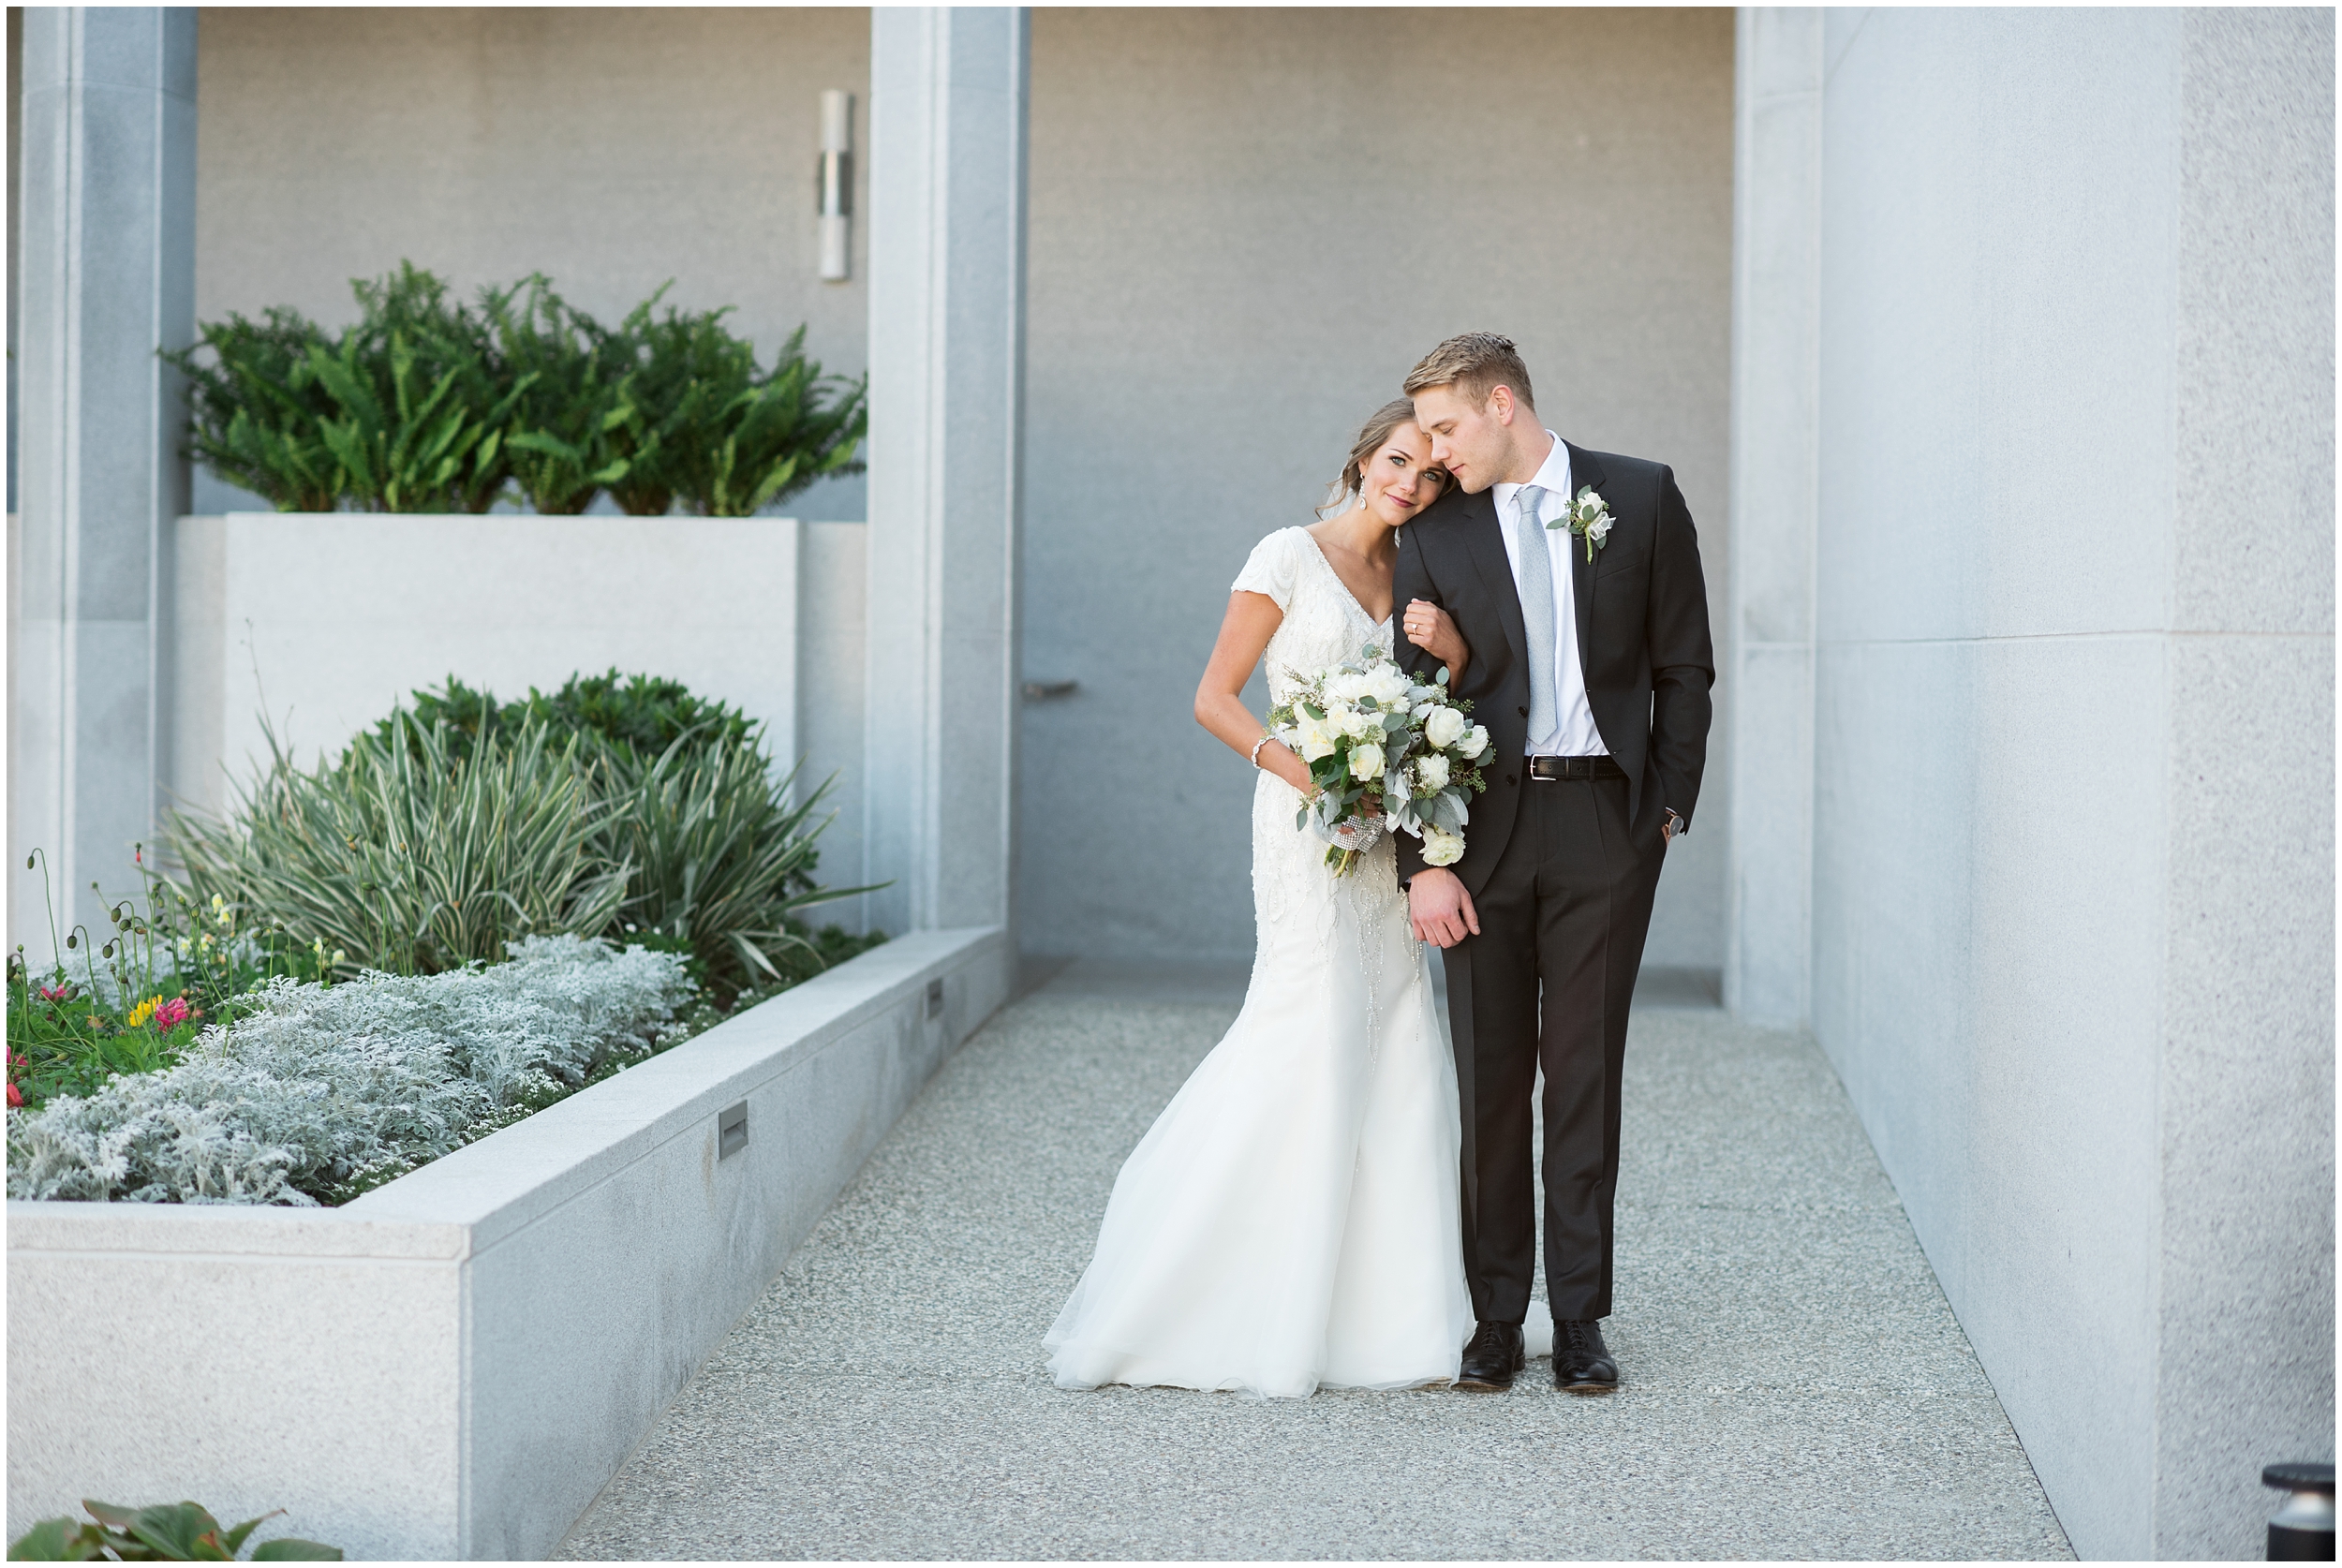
[[1548, 485, 1615, 563]]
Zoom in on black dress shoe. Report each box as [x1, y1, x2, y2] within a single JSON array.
[[1457, 1321, 1525, 1391], [1553, 1318, 1619, 1394]]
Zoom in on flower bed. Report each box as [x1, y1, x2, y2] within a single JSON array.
[[7, 937, 691, 1206], [7, 928, 1011, 1561]]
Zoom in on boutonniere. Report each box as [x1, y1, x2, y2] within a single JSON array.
[[1547, 486, 1614, 563]]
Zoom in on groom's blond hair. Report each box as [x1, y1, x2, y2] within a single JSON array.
[[1403, 333, 1535, 414]]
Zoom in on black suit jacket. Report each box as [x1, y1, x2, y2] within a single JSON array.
[[1392, 441, 1714, 894]]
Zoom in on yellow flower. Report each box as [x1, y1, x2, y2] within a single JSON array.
[[125, 996, 162, 1028]]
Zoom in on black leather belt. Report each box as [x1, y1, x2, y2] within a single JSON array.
[[1526, 754, 1625, 781]]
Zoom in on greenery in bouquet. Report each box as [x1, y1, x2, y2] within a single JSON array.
[[1266, 648, 1490, 876]]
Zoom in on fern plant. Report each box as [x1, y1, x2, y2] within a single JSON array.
[[491, 274, 634, 514], [667, 324, 867, 518], [170, 266, 852, 518], [602, 293, 742, 517], [165, 307, 343, 512], [305, 264, 535, 513]]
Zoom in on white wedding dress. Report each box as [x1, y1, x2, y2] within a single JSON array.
[[1044, 526, 1478, 1398]]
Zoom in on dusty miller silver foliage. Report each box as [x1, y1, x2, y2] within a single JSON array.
[[7, 936, 692, 1206]]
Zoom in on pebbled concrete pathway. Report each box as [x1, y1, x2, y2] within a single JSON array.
[[558, 962, 2071, 1561]]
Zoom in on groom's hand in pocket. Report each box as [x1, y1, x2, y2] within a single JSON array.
[[1408, 868, 1480, 949]]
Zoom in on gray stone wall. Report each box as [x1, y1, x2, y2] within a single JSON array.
[[1017, 7, 1736, 964], [1731, 7, 2333, 1557]]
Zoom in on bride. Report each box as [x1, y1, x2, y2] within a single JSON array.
[[1045, 401, 1484, 1398]]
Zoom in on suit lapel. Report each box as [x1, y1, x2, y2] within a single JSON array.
[[1456, 487, 1527, 677], [1564, 441, 1607, 673]]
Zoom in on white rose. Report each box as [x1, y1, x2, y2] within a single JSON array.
[[1423, 705, 1467, 749], [1297, 718, 1338, 762], [1351, 742, 1386, 781], [1327, 672, 1370, 703], [1421, 826, 1464, 866], [1342, 707, 1382, 741], [1368, 664, 1412, 704], [1415, 753, 1450, 793], [1459, 724, 1490, 760]]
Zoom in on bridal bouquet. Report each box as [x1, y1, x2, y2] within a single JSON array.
[[1265, 647, 1490, 876]]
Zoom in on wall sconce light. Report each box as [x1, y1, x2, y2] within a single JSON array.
[[818, 89, 852, 282]]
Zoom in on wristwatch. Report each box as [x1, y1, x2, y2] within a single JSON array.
[[1663, 807, 1686, 841]]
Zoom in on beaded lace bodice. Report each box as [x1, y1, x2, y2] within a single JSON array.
[[1231, 526, 1412, 1052], [1236, 526, 1392, 708]]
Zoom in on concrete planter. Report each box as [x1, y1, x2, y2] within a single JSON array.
[[154, 512, 872, 932], [7, 927, 1011, 1561]]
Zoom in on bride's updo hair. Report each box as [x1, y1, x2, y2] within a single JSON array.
[[1323, 398, 1431, 514]]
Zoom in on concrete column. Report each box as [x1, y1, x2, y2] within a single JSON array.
[[1721, 7, 1821, 1028], [2152, 9, 2334, 1555], [9, 8, 197, 960], [861, 7, 1028, 942]]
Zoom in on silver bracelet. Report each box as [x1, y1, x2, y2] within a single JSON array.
[[1251, 735, 1275, 768]]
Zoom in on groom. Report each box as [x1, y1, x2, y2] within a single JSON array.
[[1391, 333, 1713, 1396]]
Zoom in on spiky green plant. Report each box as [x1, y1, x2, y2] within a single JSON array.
[[167, 712, 629, 977], [600, 733, 873, 998]]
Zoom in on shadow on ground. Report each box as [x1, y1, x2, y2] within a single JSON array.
[[558, 962, 2072, 1561]]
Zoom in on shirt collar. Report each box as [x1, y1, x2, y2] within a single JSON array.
[[1492, 431, 1572, 519]]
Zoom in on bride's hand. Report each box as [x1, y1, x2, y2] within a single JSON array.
[[1257, 739, 1318, 799], [1403, 599, 1469, 678]]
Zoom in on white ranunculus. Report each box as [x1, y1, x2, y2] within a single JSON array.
[[1415, 753, 1450, 793], [1327, 671, 1371, 703], [1459, 724, 1490, 760], [1423, 705, 1467, 749], [1351, 741, 1386, 780], [1420, 826, 1464, 866], [1297, 719, 1338, 762]]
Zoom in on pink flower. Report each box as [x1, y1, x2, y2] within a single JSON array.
[[37, 984, 68, 1002], [7, 1083, 22, 1108], [154, 998, 191, 1029]]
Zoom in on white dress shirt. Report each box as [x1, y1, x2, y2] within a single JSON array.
[[1492, 432, 1607, 756]]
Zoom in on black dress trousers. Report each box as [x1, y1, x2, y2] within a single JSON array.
[[1445, 771, 1666, 1324]]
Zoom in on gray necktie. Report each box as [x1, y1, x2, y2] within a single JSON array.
[[1511, 485, 1555, 747]]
